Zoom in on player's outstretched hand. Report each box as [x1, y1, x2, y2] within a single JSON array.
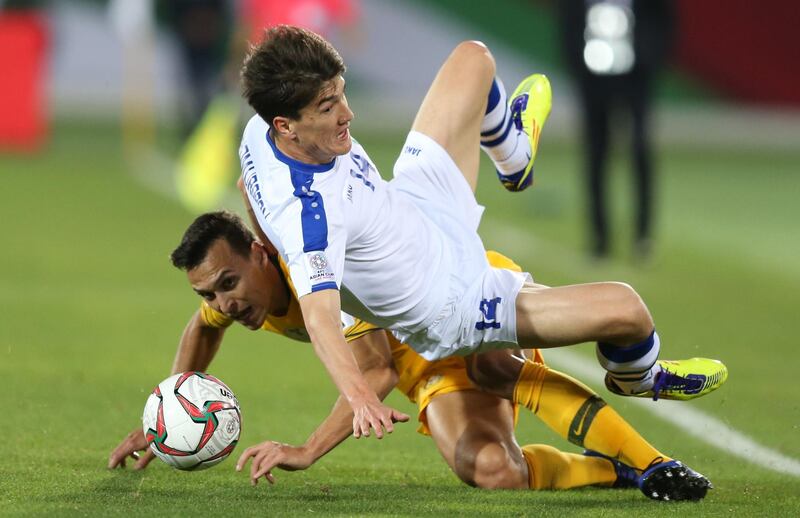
[[108, 427, 156, 470], [236, 441, 315, 486], [352, 399, 409, 439]]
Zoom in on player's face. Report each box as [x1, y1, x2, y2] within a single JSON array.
[[187, 239, 277, 330], [289, 75, 354, 163]]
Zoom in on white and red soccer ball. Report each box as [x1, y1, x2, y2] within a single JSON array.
[[142, 372, 241, 470]]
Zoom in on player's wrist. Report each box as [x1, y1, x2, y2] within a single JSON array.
[[297, 444, 318, 466], [344, 385, 380, 407]]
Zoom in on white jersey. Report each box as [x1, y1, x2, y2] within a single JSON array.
[[239, 115, 450, 335]]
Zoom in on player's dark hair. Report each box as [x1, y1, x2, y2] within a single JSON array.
[[171, 211, 255, 270], [241, 25, 346, 126]]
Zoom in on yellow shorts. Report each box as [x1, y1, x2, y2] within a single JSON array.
[[356, 249, 539, 435], [391, 338, 545, 435]]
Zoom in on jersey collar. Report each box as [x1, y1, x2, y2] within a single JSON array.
[[266, 131, 336, 174]]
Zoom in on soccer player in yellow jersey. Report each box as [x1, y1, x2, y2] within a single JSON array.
[[109, 211, 711, 500]]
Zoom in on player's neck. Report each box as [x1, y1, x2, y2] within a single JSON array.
[[267, 255, 291, 317], [271, 130, 335, 166]]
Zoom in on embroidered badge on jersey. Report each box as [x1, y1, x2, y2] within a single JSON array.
[[305, 251, 336, 288]]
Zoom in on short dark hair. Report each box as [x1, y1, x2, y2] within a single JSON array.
[[241, 25, 346, 125], [171, 211, 255, 270]]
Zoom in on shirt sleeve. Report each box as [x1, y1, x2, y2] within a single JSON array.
[[279, 182, 346, 298]]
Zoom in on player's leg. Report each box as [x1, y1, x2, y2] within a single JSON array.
[[465, 351, 663, 468], [425, 390, 527, 488], [410, 41, 548, 193], [510, 280, 726, 399], [464, 353, 713, 499], [409, 40, 494, 191], [424, 390, 620, 490], [470, 276, 660, 396]]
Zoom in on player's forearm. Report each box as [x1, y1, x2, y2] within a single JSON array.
[[300, 291, 381, 407], [303, 365, 397, 461], [306, 318, 378, 406], [171, 311, 225, 374]]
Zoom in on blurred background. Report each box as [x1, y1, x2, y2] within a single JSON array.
[[3, 0, 799, 252], [2, 0, 799, 513]]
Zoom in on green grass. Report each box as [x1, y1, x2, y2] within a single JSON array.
[[2, 120, 799, 516]]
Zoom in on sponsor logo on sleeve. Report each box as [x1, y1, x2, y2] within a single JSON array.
[[475, 297, 502, 330]]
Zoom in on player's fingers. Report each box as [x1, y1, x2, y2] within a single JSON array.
[[250, 449, 276, 480], [251, 453, 278, 485], [236, 446, 258, 471], [252, 464, 276, 486], [134, 450, 155, 470], [107, 447, 129, 469], [108, 443, 128, 468], [369, 416, 384, 439], [352, 417, 363, 439], [392, 410, 410, 422]]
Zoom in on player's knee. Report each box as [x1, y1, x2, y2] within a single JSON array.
[[607, 282, 653, 340], [469, 444, 527, 489], [452, 40, 496, 78]]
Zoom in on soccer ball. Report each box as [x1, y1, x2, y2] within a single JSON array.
[[142, 371, 241, 471]]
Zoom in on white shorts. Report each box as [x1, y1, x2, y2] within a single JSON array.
[[390, 131, 531, 361]]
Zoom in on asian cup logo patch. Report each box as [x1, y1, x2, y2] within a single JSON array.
[[305, 251, 335, 286], [309, 252, 328, 271]]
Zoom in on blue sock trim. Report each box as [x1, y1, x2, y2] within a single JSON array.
[[486, 78, 501, 114], [480, 113, 506, 137], [481, 115, 514, 148], [598, 330, 655, 363]]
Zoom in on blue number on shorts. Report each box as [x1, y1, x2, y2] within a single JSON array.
[[476, 297, 502, 330]]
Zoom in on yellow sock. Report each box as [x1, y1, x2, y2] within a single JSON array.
[[521, 444, 616, 489], [513, 360, 669, 470]]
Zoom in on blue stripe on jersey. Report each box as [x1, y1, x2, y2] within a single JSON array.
[[266, 131, 335, 173], [289, 169, 329, 253], [481, 115, 514, 148], [311, 281, 338, 293]]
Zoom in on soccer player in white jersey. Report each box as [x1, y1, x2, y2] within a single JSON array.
[[236, 25, 726, 497]]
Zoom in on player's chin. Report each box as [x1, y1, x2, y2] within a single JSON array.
[[333, 131, 352, 154], [239, 309, 266, 330]]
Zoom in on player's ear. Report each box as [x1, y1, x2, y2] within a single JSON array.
[[272, 117, 294, 139], [253, 240, 279, 260]]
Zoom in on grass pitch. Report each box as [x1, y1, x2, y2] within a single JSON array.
[[2, 120, 799, 516]]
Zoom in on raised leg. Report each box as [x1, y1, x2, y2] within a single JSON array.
[[411, 41, 496, 192]]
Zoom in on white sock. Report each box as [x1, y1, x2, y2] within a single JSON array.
[[596, 331, 661, 394], [480, 77, 531, 176]]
